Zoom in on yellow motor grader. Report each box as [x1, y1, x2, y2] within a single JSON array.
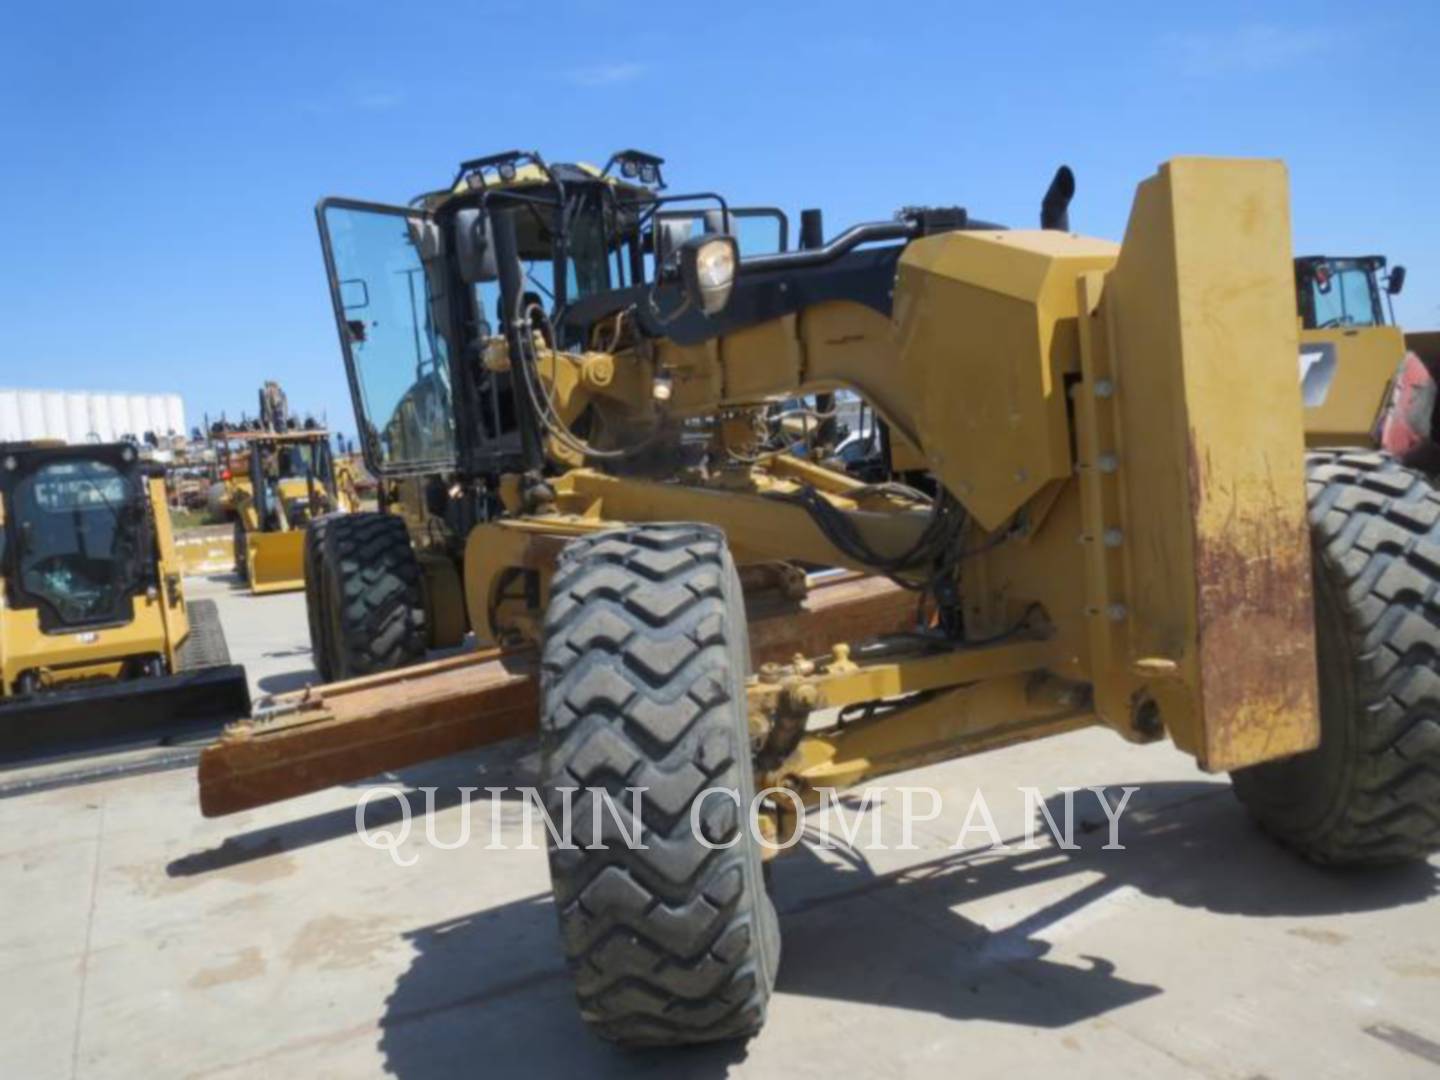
[[228, 427, 358, 594], [0, 441, 249, 760], [198, 150, 1440, 1046]]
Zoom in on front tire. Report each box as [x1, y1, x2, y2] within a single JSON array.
[[303, 515, 338, 681], [539, 524, 780, 1045], [1232, 451, 1440, 864], [319, 513, 425, 680]]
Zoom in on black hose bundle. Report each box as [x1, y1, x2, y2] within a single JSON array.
[[768, 484, 967, 590]]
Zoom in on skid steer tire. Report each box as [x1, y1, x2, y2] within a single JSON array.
[[539, 524, 780, 1046], [233, 520, 248, 583], [1232, 450, 1440, 865], [303, 515, 337, 682], [177, 599, 232, 671], [320, 512, 425, 680]]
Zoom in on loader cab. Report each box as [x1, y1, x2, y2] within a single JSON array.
[[247, 434, 337, 532], [0, 443, 152, 632], [1295, 255, 1403, 329], [1295, 255, 1412, 447]]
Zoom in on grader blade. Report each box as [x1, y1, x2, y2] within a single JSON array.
[[199, 571, 914, 815]]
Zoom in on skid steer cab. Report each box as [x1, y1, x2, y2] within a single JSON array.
[[200, 151, 1440, 1049], [228, 428, 357, 594], [0, 441, 250, 761]]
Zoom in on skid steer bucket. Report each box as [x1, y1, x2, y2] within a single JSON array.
[[0, 663, 252, 764], [245, 531, 306, 594]]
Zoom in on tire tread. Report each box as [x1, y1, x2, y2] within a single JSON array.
[[540, 524, 778, 1045]]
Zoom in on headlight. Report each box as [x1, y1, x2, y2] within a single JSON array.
[[680, 235, 739, 317], [695, 240, 735, 290]]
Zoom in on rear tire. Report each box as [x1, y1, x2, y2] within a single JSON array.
[[1232, 451, 1440, 864], [319, 513, 425, 680], [539, 524, 780, 1045], [304, 515, 337, 682], [177, 599, 231, 671]]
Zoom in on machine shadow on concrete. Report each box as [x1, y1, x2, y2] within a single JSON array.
[[373, 780, 1437, 1078]]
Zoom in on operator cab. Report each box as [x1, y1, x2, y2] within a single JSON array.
[[0, 442, 151, 631], [1295, 255, 1405, 330], [316, 150, 787, 484], [248, 434, 338, 531]]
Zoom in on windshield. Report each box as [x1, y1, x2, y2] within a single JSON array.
[[257, 441, 322, 481], [320, 202, 458, 474], [565, 189, 628, 301], [1306, 264, 1384, 328], [6, 457, 146, 628]]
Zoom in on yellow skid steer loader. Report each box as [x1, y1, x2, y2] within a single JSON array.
[[1, 441, 250, 760]]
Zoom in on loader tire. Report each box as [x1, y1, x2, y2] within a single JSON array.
[[320, 513, 425, 680], [303, 515, 337, 682], [1232, 450, 1440, 864], [539, 524, 780, 1046], [232, 520, 248, 583], [177, 599, 231, 671]]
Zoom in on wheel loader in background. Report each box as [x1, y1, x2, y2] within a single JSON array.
[[1293, 254, 1440, 469], [229, 426, 359, 594], [0, 441, 250, 760], [196, 150, 1440, 1047]]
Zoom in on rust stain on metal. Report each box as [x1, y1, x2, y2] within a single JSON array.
[[746, 574, 913, 666], [1186, 431, 1319, 771]]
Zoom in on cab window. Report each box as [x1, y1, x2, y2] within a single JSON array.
[[1309, 266, 1383, 328]]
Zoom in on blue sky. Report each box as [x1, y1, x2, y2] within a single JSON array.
[[2, 1, 1437, 438]]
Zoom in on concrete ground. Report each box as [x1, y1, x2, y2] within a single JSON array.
[[2, 574, 1439, 1078]]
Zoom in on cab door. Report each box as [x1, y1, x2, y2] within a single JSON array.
[[316, 199, 459, 477]]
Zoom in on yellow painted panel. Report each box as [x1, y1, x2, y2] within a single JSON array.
[[894, 230, 1118, 529], [1301, 325, 1405, 444]]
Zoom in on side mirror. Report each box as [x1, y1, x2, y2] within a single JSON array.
[[654, 219, 693, 274], [1388, 265, 1407, 296], [679, 234, 739, 317], [339, 278, 370, 310]]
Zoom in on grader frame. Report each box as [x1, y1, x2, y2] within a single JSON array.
[[206, 157, 1317, 806]]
